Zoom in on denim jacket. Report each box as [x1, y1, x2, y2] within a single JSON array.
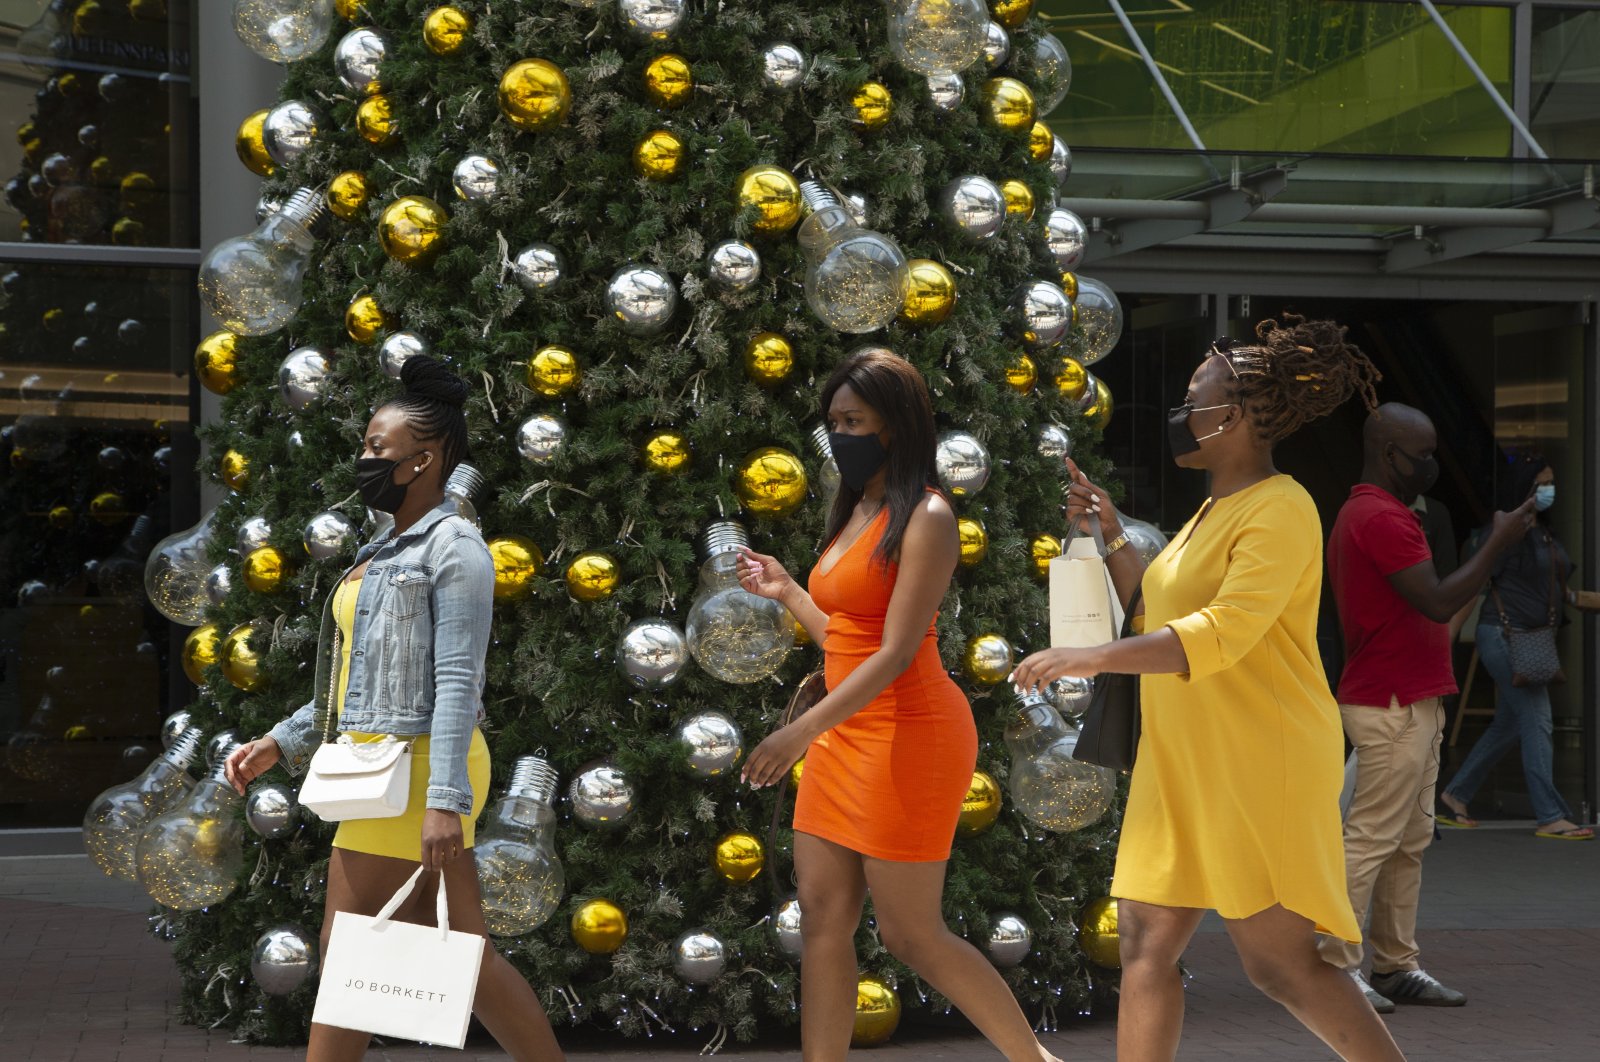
[[266, 502, 493, 814]]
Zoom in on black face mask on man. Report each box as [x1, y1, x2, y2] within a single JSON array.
[[1166, 402, 1234, 459], [828, 432, 889, 492], [1387, 444, 1439, 502], [355, 451, 426, 513]]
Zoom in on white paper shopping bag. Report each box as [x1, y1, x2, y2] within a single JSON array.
[[313, 866, 485, 1048], [1049, 524, 1123, 649]]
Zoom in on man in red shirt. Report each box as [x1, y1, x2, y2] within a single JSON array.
[[1322, 404, 1533, 1012]]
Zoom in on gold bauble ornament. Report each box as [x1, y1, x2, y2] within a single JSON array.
[[735, 447, 808, 519], [327, 171, 371, 221], [1078, 896, 1121, 968], [790, 756, 805, 787], [642, 430, 692, 475], [181, 623, 223, 686], [565, 552, 621, 602], [1087, 376, 1113, 430], [898, 259, 957, 328], [712, 831, 765, 884], [1059, 271, 1079, 301], [488, 535, 543, 602], [964, 633, 1013, 685], [378, 196, 448, 265], [89, 156, 115, 184], [852, 976, 902, 1047], [743, 332, 794, 386], [793, 619, 812, 647], [527, 345, 581, 398], [1000, 178, 1035, 220], [736, 165, 802, 234], [120, 172, 156, 210], [42, 307, 66, 331], [48, 505, 73, 530], [1053, 356, 1087, 400], [112, 218, 146, 246], [991, 0, 1034, 29], [850, 81, 893, 130], [220, 450, 251, 492], [335, 0, 363, 18], [498, 59, 572, 133], [1004, 353, 1037, 395], [235, 110, 274, 177], [194, 330, 242, 395], [345, 294, 388, 343], [1030, 534, 1062, 580], [957, 518, 988, 567], [643, 53, 693, 109], [129, 0, 166, 18], [571, 899, 628, 954], [1028, 120, 1054, 162], [422, 6, 472, 56], [356, 94, 398, 146], [73, 2, 108, 37], [982, 77, 1036, 132], [221, 622, 268, 692], [633, 128, 685, 181], [957, 770, 1002, 835], [243, 545, 290, 594], [89, 492, 126, 525]]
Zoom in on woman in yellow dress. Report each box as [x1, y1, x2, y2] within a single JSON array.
[[1013, 317, 1404, 1062]]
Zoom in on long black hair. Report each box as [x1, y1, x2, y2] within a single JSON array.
[[819, 348, 944, 568], [383, 355, 470, 478]]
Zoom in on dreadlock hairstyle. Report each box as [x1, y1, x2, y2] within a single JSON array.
[[1210, 313, 1382, 443], [383, 355, 470, 478]]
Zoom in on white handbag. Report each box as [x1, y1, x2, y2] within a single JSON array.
[[298, 735, 412, 822], [313, 865, 485, 1048]]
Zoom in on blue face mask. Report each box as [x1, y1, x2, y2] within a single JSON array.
[[1534, 484, 1555, 512]]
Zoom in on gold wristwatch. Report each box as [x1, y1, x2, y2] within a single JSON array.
[[1103, 529, 1130, 558]]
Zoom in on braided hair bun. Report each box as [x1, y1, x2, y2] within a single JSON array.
[[384, 355, 471, 475], [400, 354, 470, 408], [1224, 313, 1382, 443]]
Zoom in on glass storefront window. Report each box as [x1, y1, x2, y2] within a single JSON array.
[[1531, 7, 1600, 160]]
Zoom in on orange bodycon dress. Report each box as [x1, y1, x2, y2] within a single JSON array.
[[792, 507, 978, 862]]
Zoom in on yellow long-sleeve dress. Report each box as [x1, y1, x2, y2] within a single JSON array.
[[1112, 475, 1361, 942]]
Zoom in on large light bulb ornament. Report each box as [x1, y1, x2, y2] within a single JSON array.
[[135, 740, 247, 909], [198, 188, 327, 336], [234, 1, 336, 63], [144, 509, 218, 625], [1003, 689, 1115, 832], [686, 522, 794, 684], [796, 182, 908, 335], [83, 726, 203, 882], [475, 755, 566, 937], [887, 0, 988, 77]]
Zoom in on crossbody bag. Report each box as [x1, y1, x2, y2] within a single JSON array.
[[1489, 531, 1565, 689]]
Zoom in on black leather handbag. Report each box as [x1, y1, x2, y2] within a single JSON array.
[[1072, 586, 1143, 772]]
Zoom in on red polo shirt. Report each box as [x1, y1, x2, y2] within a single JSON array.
[[1328, 485, 1458, 707]]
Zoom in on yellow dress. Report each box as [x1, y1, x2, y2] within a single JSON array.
[[1112, 475, 1360, 942], [329, 578, 492, 860]]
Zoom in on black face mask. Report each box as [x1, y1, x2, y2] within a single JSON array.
[[1388, 444, 1439, 502], [1166, 402, 1233, 459], [356, 452, 425, 514], [829, 432, 889, 492]]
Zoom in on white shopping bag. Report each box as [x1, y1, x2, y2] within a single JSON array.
[[313, 865, 485, 1048], [1049, 521, 1123, 649]]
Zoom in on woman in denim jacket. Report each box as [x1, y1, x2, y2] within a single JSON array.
[[225, 358, 564, 1060]]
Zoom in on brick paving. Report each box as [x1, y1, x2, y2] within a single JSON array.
[[2, 828, 1595, 1061]]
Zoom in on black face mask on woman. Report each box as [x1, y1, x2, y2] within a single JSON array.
[[355, 451, 425, 513], [1166, 402, 1233, 459], [829, 432, 889, 492]]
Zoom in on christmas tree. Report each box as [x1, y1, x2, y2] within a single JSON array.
[[169, 0, 1128, 1045]]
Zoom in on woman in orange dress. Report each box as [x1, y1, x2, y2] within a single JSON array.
[[738, 349, 1060, 1061]]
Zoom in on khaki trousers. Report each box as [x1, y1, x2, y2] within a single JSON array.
[[1318, 697, 1443, 974]]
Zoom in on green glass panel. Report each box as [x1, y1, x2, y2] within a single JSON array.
[[1531, 7, 1600, 160]]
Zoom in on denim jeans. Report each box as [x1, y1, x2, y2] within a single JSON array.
[[1444, 624, 1573, 826]]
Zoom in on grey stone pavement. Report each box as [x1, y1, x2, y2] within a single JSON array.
[[1, 825, 1595, 1061]]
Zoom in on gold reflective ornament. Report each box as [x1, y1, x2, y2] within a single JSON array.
[[345, 294, 388, 343], [850, 81, 893, 130], [335, 0, 362, 17], [1053, 356, 1087, 400], [643, 54, 693, 109], [527, 345, 581, 398], [643, 430, 692, 475], [736, 165, 802, 234], [982, 77, 1036, 132], [743, 332, 794, 386], [423, 6, 472, 56], [633, 129, 685, 181], [220, 450, 251, 492], [48, 505, 73, 529], [712, 831, 765, 884], [735, 447, 808, 518], [488, 536, 543, 602], [498, 59, 571, 133], [1030, 534, 1062, 580], [793, 618, 812, 647], [992, 0, 1034, 29], [1086, 376, 1113, 430], [194, 331, 242, 395], [898, 259, 956, 328], [1004, 353, 1037, 395], [327, 171, 371, 221], [958, 769, 1002, 835], [565, 552, 620, 602], [378, 196, 448, 265], [120, 172, 156, 210], [1028, 120, 1054, 162], [89, 156, 114, 184], [571, 898, 628, 954], [1059, 271, 1079, 300], [112, 218, 147, 246], [964, 633, 1012, 685], [852, 976, 901, 1047], [129, 0, 166, 18], [181, 623, 222, 686], [957, 518, 988, 567], [790, 757, 805, 787], [1078, 896, 1121, 968], [89, 492, 126, 525], [221, 623, 268, 692], [235, 110, 274, 177], [1001, 178, 1035, 219], [243, 546, 290, 593], [356, 94, 398, 146]]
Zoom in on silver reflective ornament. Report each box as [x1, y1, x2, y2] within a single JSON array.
[[1120, 517, 1169, 566], [236, 516, 273, 555], [303, 510, 356, 561], [605, 264, 677, 336], [761, 42, 805, 90], [261, 100, 320, 166], [617, 617, 690, 689], [204, 563, 233, 607], [379, 330, 429, 378], [1045, 676, 1093, 719], [250, 924, 317, 996], [245, 782, 298, 840], [278, 346, 329, 410], [935, 431, 992, 497], [1038, 421, 1073, 461], [1077, 371, 1100, 411], [453, 154, 501, 201], [1073, 276, 1124, 365], [986, 912, 1033, 967], [1013, 280, 1073, 351], [206, 730, 240, 768], [568, 762, 634, 830], [927, 73, 965, 111], [617, 0, 686, 42], [1049, 136, 1072, 186], [516, 414, 567, 465], [673, 928, 728, 983], [333, 27, 386, 96], [287, 431, 304, 449], [1014, 30, 1072, 113], [1043, 208, 1088, 272], [940, 175, 1006, 241], [982, 20, 1010, 69], [706, 239, 761, 293], [678, 711, 744, 777], [511, 243, 563, 292], [773, 895, 803, 960], [160, 709, 194, 750]]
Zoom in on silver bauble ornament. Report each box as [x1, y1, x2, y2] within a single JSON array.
[[303, 510, 356, 561], [117, 319, 147, 345], [1043, 208, 1088, 271], [1050, 136, 1073, 186], [278, 346, 329, 411], [1015, 30, 1072, 113], [982, 20, 1010, 68], [511, 243, 563, 292], [673, 928, 728, 983], [940, 175, 1006, 241], [236, 516, 273, 555], [245, 782, 298, 840], [205, 563, 233, 607], [1012, 280, 1073, 351], [605, 264, 677, 336], [617, 0, 686, 42], [379, 330, 429, 378], [1077, 371, 1100, 411], [569, 762, 635, 830], [251, 925, 318, 996], [617, 617, 690, 689], [452, 154, 501, 201], [1045, 676, 1093, 719], [1120, 517, 1169, 566], [927, 73, 965, 111], [935, 431, 992, 496], [986, 912, 1033, 967], [206, 729, 240, 767], [516, 414, 567, 465], [678, 711, 744, 777], [773, 895, 803, 960], [161, 709, 194, 750], [1038, 422, 1073, 461], [1073, 276, 1124, 365], [333, 27, 387, 96], [761, 42, 805, 90], [706, 239, 761, 292], [261, 100, 320, 166], [287, 431, 304, 449]]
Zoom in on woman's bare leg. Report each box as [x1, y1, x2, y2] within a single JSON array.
[[1116, 899, 1205, 1062], [795, 833, 867, 1062]]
